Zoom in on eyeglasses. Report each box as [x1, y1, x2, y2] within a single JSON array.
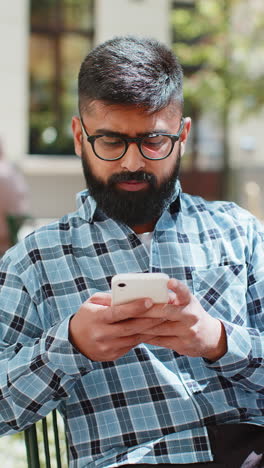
[[80, 116, 185, 161]]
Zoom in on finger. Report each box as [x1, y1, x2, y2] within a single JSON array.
[[138, 303, 182, 321], [112, 333, 149, 349], [141, 321, 180, 336], [87, 292, 112, 306], [142, 335, 181, 350], [111, 336, 147, 359], [103, 298, 153, 324], [168, 291, 177, 304], [168, 278, 191, 305], [112, 317, 166, 337], [113, 329, 174, 355]]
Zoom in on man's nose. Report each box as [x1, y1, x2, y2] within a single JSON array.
[[120, 143, 146, 172]]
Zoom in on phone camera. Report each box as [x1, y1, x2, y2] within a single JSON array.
[[118, 283, 126, 288]]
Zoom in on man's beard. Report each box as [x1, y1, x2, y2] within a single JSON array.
[[81, 148, 181, 227]]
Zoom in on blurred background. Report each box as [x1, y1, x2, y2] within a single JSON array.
[[0, 0, 264, 226]]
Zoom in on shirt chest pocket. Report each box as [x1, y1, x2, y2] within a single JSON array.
[[191, 264, 248, 323]]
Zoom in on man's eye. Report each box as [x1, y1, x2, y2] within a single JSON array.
[[143, 135, 167, 148], [99, 136, 123, 146]]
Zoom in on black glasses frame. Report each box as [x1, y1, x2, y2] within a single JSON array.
[[79, 116, 185, 161]]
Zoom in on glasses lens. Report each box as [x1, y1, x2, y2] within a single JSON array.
[[141, 135, 173, 159], [94, 136, 125, 160]]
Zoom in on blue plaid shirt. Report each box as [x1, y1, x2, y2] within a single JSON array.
[[0, 182, 264, 467]]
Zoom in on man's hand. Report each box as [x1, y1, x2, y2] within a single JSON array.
[[141, 278, 227, 361], [69, 278, 227, 362], [69, 293, 165, 361]]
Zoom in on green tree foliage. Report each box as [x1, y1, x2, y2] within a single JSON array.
[[171, 0, 264, 118], [171, 0, 264, 196]]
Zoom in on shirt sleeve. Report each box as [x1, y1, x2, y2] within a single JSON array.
[[0, 253, 94, 435], [205, 215, 264, 393]]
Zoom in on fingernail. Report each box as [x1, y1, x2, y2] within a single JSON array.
[[145, 299, 153, 309]]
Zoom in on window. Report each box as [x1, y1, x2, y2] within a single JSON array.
[[29, 0, 94, 156]]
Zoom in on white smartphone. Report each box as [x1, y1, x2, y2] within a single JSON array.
[[111, 272, 169, 305]]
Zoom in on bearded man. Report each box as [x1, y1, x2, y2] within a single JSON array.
[[0, 36, 263, 468]]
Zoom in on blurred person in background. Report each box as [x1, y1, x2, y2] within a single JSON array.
[[0, 36, 263, 468], [0, 140, 29, 256]]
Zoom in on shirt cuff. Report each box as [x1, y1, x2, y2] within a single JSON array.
[[43, 315, 95, 376], [204, 320, 253, 375]]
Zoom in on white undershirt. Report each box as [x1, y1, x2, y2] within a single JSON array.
[[137, 231, 153, 253]]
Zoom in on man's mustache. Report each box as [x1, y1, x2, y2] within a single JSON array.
[[108, 171, 157, 186]]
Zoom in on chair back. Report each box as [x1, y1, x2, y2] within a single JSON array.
[[24, 410, 68, 468]]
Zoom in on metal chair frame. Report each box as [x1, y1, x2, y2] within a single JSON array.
[[24, 410, 69, 468]]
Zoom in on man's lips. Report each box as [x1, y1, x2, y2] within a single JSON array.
[[116, 181, 149, 191]]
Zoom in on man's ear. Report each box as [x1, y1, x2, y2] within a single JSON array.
[[72, 116, 82, 157], [180, 117, 191, 157]]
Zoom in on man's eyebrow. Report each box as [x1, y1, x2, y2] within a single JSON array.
[[94, 128, 171, 136]]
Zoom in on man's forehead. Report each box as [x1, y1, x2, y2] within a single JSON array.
[[83, 99, 181, 121]]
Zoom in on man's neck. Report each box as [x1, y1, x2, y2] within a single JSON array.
[[132, 220, 156, 234]]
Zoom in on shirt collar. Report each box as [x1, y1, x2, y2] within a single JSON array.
[[76, 190, 97, 223], [76, 179, 182, 223]]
